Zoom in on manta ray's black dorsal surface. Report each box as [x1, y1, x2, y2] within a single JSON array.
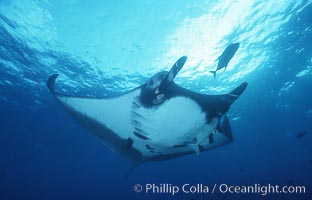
[[47, 56, 247, 164]]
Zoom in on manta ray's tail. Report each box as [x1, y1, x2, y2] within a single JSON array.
[[125, 163, 141, 178], [209, 70, 216, 78]]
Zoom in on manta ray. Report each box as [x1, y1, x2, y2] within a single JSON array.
[[47, 56, 247, 165]]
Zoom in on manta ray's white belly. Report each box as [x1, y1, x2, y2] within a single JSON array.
[[58, 91, 218, 156], [131, 96, 209, 146]]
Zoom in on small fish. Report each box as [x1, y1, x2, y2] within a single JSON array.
[[210, 43, 240, 78], [296, 131, 308, 138]]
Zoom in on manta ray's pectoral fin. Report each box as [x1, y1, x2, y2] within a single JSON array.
[[47, 74, 59, 94], [226, 82, 248, 104], [47, 74, 74, 98], [213, 82, 247, 114], [231, 82, 247, 98], [208, 82, 247, 117], [47, 74, 146, 163]]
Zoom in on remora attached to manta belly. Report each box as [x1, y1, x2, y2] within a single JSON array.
[[47, 56, 247, 163]]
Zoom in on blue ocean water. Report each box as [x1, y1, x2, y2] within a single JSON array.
[[0, 0, 312, 199]]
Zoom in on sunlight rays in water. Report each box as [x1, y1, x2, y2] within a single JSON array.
[[0, 0, 311, 103], [154, 0, 309, 93]]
